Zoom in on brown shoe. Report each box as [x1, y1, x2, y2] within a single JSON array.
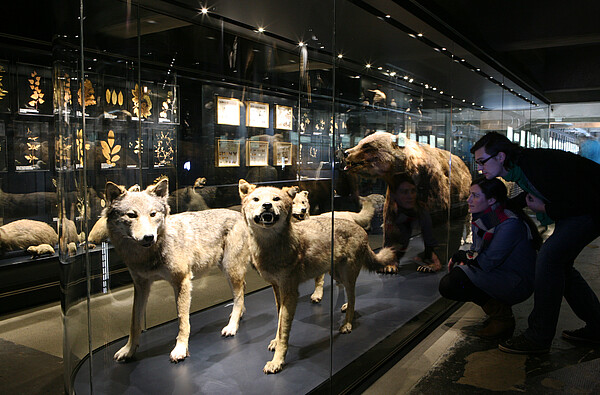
[[476, 299, 515, 339]]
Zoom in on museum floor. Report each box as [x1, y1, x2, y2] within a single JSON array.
[[1, 233, 600, 394]]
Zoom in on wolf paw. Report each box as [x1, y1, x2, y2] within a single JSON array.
[[263, 359, 284, 374], [310, 291, 323, 303], [339, 323, 353, 334], [268, 339, 278, 351], [114, 344, 136, 361], [169, 344, 189, 362], [221, 323, 238, 337], [341, 303, 348, 312]]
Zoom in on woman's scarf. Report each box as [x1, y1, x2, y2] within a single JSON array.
[[471, 203, 518, 253]]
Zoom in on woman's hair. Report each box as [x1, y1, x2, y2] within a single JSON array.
[[470, 132, 523, 169], [391, 173, 416, 189], [471, 176, 542, 250], [472, 177, 508, 205]]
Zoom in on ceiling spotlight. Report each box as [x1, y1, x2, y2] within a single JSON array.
[[409, 78, 414, 83], [200, 7, 208, 14], [337, 54, 343, 59], [378, 66, 383, 70], [441, 47, 446, 51], [257, 27, 265, 33], [366, 63, 372, 69], [298, 41, 305, 47], [440, 91, 444, 94], [385, 14, 391, 18], [417, 33, 423, 37], [408, 34, 416, 38], [404, 76, 408, 80], [390, 71, 396, 76]]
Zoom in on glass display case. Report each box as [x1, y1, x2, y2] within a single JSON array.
[[0, 1, 558, 394]]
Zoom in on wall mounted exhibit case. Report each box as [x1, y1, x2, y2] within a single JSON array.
[[0, 1, 558, 394]]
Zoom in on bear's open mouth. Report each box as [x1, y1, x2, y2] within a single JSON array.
[[292, 213, 306, 220], [344, 160, 365, 171], [254, 211, 279, 225]]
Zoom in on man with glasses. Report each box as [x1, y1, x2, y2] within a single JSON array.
[[470, 131, 600, 354]]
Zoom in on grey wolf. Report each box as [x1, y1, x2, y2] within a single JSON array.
[[105, 178, 249, 362], [291, 190, 378, 303], [238, 179, 395, 373]]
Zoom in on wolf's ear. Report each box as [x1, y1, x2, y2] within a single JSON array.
[[148, 177, 169, 198], [286, 186, 297, 199], [105, 182, 126, 204], [301, 190, 309, 198], [194, 177, 207, 188], [238, 179, 256, 199], [128, 184, 141, 192], [282, 185, 298, 195]]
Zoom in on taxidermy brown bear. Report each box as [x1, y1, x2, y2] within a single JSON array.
[[344, 132, 472, 246]]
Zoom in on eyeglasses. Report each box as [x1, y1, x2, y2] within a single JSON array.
[[475, 153, 497, 166]]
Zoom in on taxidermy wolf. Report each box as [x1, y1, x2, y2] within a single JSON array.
[[238, 179, 395, 373], [105, 178, 250, 363]]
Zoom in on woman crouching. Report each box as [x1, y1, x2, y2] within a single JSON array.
[[439, 177, 542, 338]]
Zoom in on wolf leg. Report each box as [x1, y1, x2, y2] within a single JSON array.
[[114, 277, 152, 361], [310, 274, 325, 303], [268, 283, 282, 351], [264, 285, 298, 374], [339, 278, 356, 334], [170, 272, 193, 362], [221, 269, 246, 337]]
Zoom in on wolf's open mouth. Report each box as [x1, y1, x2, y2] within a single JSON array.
[[254, 211, 279, 225]]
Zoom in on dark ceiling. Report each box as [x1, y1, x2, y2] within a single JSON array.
[[401, 0, 600, 103]]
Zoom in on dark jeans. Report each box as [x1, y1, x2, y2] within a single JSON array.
[[439, 267, 491, 306], [525, 214, 600, 345]]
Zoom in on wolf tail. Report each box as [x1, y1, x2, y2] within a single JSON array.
[[351, 196, 376, 230], [364, 246, 396, 272]]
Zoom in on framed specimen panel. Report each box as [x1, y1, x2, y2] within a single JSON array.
[[153, 127, 175, 168], [246, 101, 269, 128], [14, 121, 50, 171], [216, 139, 241, 167], [246, 140, 269, 166], [275, 105, 293, 130], [274, 142, 293, 167], [157, 84, 179, 124], [216, 97, 241, 126], [18, 64, 52, 116]]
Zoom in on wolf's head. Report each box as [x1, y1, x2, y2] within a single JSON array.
[[291, 189, 310, 221], [105, 178, 170, 247], [239, 179, 295, 230]]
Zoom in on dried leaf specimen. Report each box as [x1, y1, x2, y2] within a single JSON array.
[[56, 135, 72, 163], [76, 129, 90, 164], [105, 89, 111, 104], [101, 130, 121, 166], [0, 65, 7, 100], [78, 79, 96, 107], [25, 127, 41, 164], [129, 137, 143, 155], [112, 90, 118, 105], [118, 91, 123, 106], [154, 130, 174, 166], [132, 83, 152, 118], [28, 71, 45, 109], [159, 91, 174, 119]]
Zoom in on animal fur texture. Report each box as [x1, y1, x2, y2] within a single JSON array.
[[105, 178, 250, 363], [292, 190, 378, 303], [238, 179, 395, 374], [0, 219, 58, 253]]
